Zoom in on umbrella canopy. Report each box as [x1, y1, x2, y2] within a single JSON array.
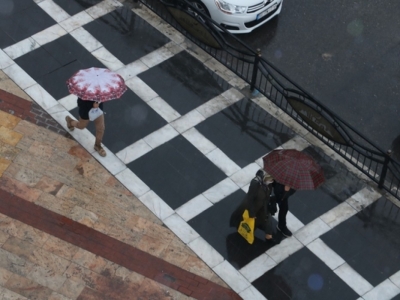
[[262, 149, 325, 190], [66, 67, 127, 102]]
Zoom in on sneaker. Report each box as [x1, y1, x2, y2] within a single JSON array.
[[277, 225, 292, 237], [65, 116, 74, 131], [94, 144, 107, 157]]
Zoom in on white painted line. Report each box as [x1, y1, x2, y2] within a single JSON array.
[[230, 163, 261, 188], [115, 168, 150, 198], [294, 218, 330, 246], [280, 135, 310, 151], [266, 237, 303, 264], [346, 186, 382, 212], [188, 237, 224, 268], [319, 202, 357, 228], [307, 238, 345, 270], [3, 38, 40, 60], [143, 124, 179, 149], [206, 148, 241, 176], [362, 279, 400, 300], [116, 139, 152, 164], [240, 253, 276, 283], [390, 270, 400, 289], [163, 214, 200, 244], [3, 64, 36, 90], [59, 11, 93, 32], [202, 178, 239, 204], [239, 285, 267, 300], [334, 263, 374, 296], [92, 149, 126, 175], [91, 47, 124, 71], [0, 50, 15, 69], [25, 84, 58, 110], [139, 190, 175, 221], [175, 194, 213, 221], [32, 24, 68, 46], [85, 0, 122, 19], [196, 89, 242, 119], [170, 110, 205, 133], [117, 61, 149, 81], [37, 0, 71, 23], [182, 127, 217, 155], [147, 97, 181, 123], [58, 94, 78, 111], [213, 260, 251, 294], [140, 41, 182, 68], [70, 27, 102, 52], [124, 76, 157, 102]]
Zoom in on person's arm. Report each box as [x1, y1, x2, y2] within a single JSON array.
[[273, 183, 285, 201], [247, 180, 259, 218], [267, 185, 277, 215]]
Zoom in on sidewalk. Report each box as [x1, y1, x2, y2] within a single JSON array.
[[1, 0, 400, 299], [0, 89, 238, 299]]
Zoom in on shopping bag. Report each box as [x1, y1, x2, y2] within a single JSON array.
[[238, 209, 255, 244], [88, 108, 103, 121]]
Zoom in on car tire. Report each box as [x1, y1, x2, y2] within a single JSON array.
[[189, 0, 211, 18]]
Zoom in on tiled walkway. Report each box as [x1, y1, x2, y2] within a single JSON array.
[[1, 0, 400, 299], [0, 94, 236, 299]]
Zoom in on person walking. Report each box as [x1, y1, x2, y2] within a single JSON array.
[[65, 98, 106, 157], [230, 169, 277, 243], [273, 181, 296, 237]]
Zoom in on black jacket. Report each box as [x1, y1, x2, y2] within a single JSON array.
[[230, 178, 272, 228], [273, 182, 296, 203]]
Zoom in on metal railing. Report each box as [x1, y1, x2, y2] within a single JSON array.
[[134, 0, 400, 201]]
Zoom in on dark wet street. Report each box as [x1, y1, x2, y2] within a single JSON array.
[[238, 0, 400, 153]]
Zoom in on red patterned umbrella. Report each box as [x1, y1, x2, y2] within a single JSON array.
[[262, 149, 325, 190], [66, 67, 127, 102]]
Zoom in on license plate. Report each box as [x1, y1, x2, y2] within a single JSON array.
[[257, 4, 277, 20]]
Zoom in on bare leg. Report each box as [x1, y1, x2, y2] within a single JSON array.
[[71, 117, 90, 130], [93, 114, 106, 157]]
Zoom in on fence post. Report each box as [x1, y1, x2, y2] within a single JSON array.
[[378, 150, 393, 189], [250, 48, 262, 91]]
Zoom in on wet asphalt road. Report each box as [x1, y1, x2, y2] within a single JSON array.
[[237, 0, 400, 155]]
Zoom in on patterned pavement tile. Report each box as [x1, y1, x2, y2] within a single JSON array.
[[321, 196, 400, 287]]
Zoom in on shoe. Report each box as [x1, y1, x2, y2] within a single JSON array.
[[277, 225, 292, 237], [265, 237, 280, 245], [94, 144, 106, 157], [65, 116, 74, 131]]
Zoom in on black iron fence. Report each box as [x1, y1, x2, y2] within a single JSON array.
[[134, 0, 400, 201]]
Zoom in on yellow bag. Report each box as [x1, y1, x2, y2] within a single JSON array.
[[238, 210, 255, 244]]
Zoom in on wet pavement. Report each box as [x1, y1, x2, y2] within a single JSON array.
[[1, 0, 400, 299], [237, 0, 400, 154], [0, 96, 236, 299]]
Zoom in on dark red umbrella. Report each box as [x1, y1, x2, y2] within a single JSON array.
[[263, 149, 325, 190]]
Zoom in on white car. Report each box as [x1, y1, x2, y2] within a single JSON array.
[[189, 0, 283, 34]]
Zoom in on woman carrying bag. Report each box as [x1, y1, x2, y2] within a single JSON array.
[[230, 169, 278, 244]]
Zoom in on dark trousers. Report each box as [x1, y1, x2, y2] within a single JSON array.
[[278, 197, 289, 228]]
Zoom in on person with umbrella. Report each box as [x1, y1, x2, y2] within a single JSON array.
[[273, 182, 296, 237], [66, 99, 106, 156], [65, 67, 127, 157], [263, 149, 325, 238], [230, 169, 277, 243]]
